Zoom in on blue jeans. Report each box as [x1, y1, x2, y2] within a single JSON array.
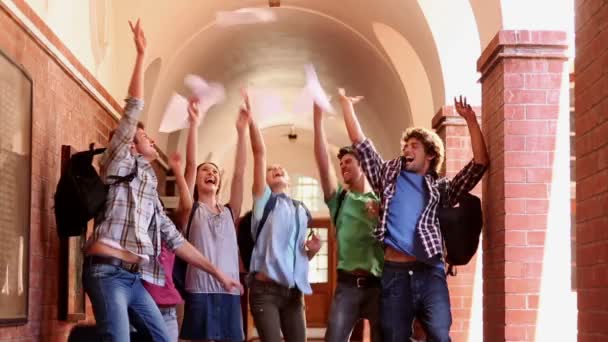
[[83, 262, 170, 341], [325, 280, 382, 342], [380, 261, 451, 342]]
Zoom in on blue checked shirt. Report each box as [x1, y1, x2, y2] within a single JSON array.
[[90, 97, 185, 286], [353, 139, 487, 258]]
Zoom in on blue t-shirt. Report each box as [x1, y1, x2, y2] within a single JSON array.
[[385, 171, 443, 268], [249, 186, 312, 294]]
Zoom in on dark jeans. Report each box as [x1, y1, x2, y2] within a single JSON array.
[[325, 275, 381, 342], [381, 261, 451, 342], [82, 262, 170, 342], [248, 279, 306, 342]]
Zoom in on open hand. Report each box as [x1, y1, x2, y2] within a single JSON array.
[[454, 95, 476, 122], [236, 104, 250, 132], [187, 98, 202, 127], [128, 19, 147, 55], [168, 152, 182, 172], [338, 88, 364, 105]]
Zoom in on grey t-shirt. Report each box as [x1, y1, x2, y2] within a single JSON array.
[[185, 203, 240, 295]]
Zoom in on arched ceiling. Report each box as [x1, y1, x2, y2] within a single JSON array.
[[107, 0, 459, 162]]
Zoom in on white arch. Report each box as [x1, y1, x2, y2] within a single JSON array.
[[372, 22, 435, 128]]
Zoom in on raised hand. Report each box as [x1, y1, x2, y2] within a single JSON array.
[[128, 19, 147, 55], [236, 104, 250, 132], [187, 98, 202, 127], [338, 88, 364, 105], [454, 95, 476, 122], [240, 88, 251, 113], [168, 152, 182, 173]]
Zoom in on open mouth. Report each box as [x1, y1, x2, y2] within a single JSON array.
[[204, 177, 217, 185], [404, 156, 415, 164]]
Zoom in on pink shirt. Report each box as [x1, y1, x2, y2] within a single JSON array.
[[143, 243, 183, 306]]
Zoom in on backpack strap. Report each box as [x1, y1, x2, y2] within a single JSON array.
[[254, 193, 278, 243], [438, 180, 449, 208], [332, 189, 348, 229], [438, 179, 458, 276], [291, 199, 311, 222], [88, 143, 106, 156], [107, 159, 138, 185], [184, 202, 200, 239]]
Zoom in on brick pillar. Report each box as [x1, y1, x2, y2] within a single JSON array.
[[477, 30, 568, 341], [575, 1, 608, 341], [433, 106, 482, 342]]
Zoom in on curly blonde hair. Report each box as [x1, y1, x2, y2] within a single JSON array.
[[401, 127, 445, 174]]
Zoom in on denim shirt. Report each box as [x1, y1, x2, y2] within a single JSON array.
[[249, 186, 312, 294]]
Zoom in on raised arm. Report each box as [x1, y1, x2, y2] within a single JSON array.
[[338, 88, 366, 144], [339, 88, 385, 194], [185, 99, 201, 194], [228, 105, 250, 221], [454, 96, 489, 166], [101, 19, 146, 170], [313, 102, 338, 201], [447, 96, 490, 205], [127, 19, 145, 100], [245, 91, 267, 198], [168, 153, 193, 229]]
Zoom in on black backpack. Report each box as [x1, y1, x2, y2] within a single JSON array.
[[237, 194, 311, 271], [437, 182, 483, 276], [54, 143, 136, 238]]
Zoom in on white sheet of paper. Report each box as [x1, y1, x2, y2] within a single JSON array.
[[292, 64, 335, 115], [159, 93, 190, 133], [305, 64, 335, 114], [248, 88, 284, 126], [184, 74, 226, 114], [216, 8, 277, 27]]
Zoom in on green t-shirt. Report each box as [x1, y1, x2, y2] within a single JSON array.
[[326, 185, 384, 277]]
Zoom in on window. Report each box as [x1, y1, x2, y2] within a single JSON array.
[[291, 175, 322, 212], [307, 227, 329, 283]]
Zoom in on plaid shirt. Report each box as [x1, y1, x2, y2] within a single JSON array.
[[353, 139, 487, 258], [91, 97, 185, 286]]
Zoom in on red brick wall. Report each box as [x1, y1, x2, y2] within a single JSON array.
[[0, 4, 167, 341], [433, 106, 482, 342], [477, 30, 568, 341], [575, 1, 608, 341]]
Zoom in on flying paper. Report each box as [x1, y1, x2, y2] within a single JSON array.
[[159, 75, 226, 133], [216, 8, 277, 27], [293, 64, 335, 115]]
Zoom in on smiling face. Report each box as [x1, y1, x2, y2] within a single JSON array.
[[400, 127, 445, 175], [266, 164, 289, 191], [132, 127, 159, 161], [196, 162, 221, 195], [339, 153, 363, 186], [401, 137, 434, 175]]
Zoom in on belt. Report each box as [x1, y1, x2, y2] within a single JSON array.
[[86, 255, 140, 273], [337, 270, 381, 288]]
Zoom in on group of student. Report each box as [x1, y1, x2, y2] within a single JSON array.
[[80, 20, 489, 342]]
